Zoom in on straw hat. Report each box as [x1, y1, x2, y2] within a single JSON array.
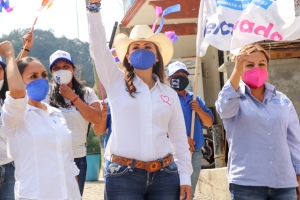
[[114, 25, 174, 66]]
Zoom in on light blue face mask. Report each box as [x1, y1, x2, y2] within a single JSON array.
[[129, 49, 156, 70], [26, 78, 49, 102]]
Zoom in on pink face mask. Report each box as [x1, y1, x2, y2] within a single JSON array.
[[242, 67, 268, 88]]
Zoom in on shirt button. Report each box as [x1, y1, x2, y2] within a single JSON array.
[[270, 162, 273, 164], [269, 147, 272, 149], [267, 119, 270, 121], [268, 133, 271, 135], [263, 108, 265, 110]]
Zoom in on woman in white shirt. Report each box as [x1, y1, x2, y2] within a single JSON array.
[[87, 1, 193, 199], [0, 41, 81, 200], [48, 50, 102, 196], [0, 56, 14, 199], [0, 31, 33, 199]]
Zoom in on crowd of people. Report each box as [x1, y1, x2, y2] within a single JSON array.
[[0, 0, 300, 200]]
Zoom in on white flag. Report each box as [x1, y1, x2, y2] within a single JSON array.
[[196, 0, 300, 57], [196, 0, 251, 57], [231, 0, 300, 52]]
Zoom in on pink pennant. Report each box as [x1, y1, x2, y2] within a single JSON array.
[[152, 6, 163, 32]]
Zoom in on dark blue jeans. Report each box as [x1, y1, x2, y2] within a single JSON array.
[[230, 183, 297, 200], [104, 160, 180, 200], [0, 162, 15, 200], [74, 156, 87, 196]]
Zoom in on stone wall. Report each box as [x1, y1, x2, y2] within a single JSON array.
[[268, 58, 300, 115]]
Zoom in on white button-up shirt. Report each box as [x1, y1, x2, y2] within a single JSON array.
[[0, 102, 13, 166], [2, 93, 81, 200], [87, 12, 192, 185]]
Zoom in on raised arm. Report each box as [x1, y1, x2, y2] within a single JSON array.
[[215, 81, 245, 119], [16, 31, 34, 62], [229, 52, 248, 91], [87, 2, 123, 92], [0, 41, 27, 129], [0, 41, 25, 98]]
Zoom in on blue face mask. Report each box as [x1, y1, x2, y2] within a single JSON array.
[[26, 78, 49, 102], [129, 49, 156, 70]]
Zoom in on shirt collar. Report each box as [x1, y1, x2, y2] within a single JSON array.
[[242, 81, 277, 98], [133, 73, 164, 91], [177, 90, 189, 99], [27, 102, 56, 115]]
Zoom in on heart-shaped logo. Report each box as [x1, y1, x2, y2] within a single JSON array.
[[160, 95, 171, 106]]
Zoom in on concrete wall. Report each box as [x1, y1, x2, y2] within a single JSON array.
[[198, 168, 230, 200], [221, 58, 300, 118]]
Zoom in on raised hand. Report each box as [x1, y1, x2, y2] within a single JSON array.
[[234, 52, 249, 74], [230, 52, 249, 91], [22, 31, 34, 50], [0, 41, 15, 58]]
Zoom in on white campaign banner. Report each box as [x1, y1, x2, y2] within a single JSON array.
[[196, 0, 300, 57]]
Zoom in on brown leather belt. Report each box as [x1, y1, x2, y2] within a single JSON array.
[[111, 153, 173, 173]]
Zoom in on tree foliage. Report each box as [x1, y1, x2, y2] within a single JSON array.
[[0, 29, 95, 87]]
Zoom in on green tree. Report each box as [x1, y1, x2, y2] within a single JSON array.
[[0, 29, 95, 87]]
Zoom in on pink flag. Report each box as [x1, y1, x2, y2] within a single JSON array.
[[152, 6, 163, 32]]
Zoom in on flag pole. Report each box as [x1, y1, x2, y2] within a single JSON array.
[[190, 56, 201, 141]]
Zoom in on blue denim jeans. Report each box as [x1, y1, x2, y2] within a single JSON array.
[[104, 159, 109, 182], [104, 160, 180, 200], [230, 183, 297, 200], [74, 156, 87, 196], [0, 162, 15, 200], [191, 150, 203, 199]]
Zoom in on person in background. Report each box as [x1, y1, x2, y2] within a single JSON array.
[[87, 0, 193, 199], [48, 50, 102, 196], [0, 31, 33, 200], [166, 61, 214, 199], [93, 98, 110, 182], [0, 56, 13, 200], [0, 40, 81, 200], [216, 44, 300, 200]]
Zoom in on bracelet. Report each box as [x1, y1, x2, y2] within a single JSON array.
[[71, 96, 79, 104], [87, 1, 101, 12], [21, 47, 30, 52]]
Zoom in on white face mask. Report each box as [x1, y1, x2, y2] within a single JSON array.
[[52, 70, 73, 85], [0, 80, 4, 91]]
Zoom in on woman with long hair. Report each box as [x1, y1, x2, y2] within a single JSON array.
[[48, 50, 102, 196], [87, 1, 193, 199]]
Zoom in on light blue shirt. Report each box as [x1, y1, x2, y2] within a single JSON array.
[[216, 81, 300, 188]]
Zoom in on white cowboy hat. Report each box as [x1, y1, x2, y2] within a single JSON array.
[[114, 25, 174, 66]]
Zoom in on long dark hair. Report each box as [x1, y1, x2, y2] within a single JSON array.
[[49, 69, 86, 108], [0, 67, 8, 104], [123, 43, 165, 97]]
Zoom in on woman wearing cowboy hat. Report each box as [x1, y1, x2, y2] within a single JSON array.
[[87, 1, 193, 199]]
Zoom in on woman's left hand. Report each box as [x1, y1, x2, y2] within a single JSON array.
[[59, 84, 77, 101], [180, 185, 192, 200]]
